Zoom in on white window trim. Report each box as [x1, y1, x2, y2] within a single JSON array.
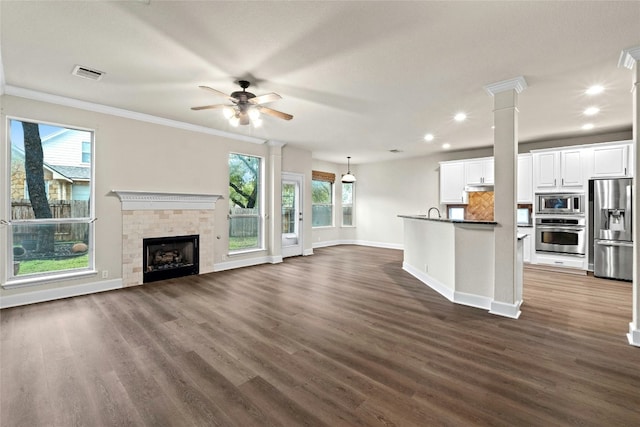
[[228, 152, 265, 254], [4, 116, 96, 288]]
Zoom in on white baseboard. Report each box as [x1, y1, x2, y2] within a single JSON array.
[[627, 322, 640, 347], [454, 291, 492, 310], [312, 239, 403, 251], [402, 262, 455, 302], [268, 255, 283, 264], [213, 256, 273, 272], [489, 300, 522, 319], [303, 249, 314, 256], [0, 279, 123, 309]]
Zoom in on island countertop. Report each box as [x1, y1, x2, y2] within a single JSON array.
[[397, 214, 497, 225]]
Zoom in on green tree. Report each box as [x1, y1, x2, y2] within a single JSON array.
[[229, 154, 259, 209], [22, 121, 55, 253]]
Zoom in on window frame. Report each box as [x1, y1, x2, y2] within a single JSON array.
[[228, 152, 264, 254], [4, 116, 96, 288], [312, 178, 334, 228], [341, 181, 355, 227]]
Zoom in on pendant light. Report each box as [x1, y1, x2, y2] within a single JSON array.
[[341, 156, 356, 183]]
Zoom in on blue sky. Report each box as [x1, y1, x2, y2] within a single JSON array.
[[10, 120, 66, 150]]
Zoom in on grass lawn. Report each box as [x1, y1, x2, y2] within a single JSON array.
[[16, 254, 90, 275], [229, 236, 258, 251]]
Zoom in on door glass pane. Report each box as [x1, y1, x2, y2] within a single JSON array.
[[282, 183, 296, 234]]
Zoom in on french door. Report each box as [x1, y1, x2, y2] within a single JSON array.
[[281, 172, 304, 257]]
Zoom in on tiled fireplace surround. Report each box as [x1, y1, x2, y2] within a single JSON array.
[[113, 191, 222, 287]]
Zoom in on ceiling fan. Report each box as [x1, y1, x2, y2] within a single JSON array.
[[191, 80, 293, 127]]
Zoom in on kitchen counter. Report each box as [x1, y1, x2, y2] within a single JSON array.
[[398, 214, 497, 225], [399, 215, 523, 318]]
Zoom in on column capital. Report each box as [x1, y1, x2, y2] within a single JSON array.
[[618, 46, 640, 69], [484, 76, 528, 96], [267, 140, 287, 148]]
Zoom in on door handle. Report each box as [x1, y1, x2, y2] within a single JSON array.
[[596, 240, 633, 247]]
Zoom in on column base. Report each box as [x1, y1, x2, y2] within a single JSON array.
[[489, 300, 522, 319], [627, 322, 640, 347]]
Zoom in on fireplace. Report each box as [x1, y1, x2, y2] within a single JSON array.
[[143, 235, 199, 283]]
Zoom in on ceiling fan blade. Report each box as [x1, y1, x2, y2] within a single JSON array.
[[199, 85, 237, 103], [190, 104, 226, 111], [257, 106, 293, 121], [248, 92, 282, 105]]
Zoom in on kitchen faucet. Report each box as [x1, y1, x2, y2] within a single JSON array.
[[428, 207, 441, 219]]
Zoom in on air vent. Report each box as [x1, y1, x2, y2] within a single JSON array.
[[72, 65, 105, 81]]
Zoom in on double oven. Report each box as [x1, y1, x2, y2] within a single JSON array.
[[535, 193, 586, 256]]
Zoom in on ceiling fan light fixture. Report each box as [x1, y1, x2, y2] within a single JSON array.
[[253, 117, 263, 128], [248, 108, 261, 120], [223, 106, 235, 119], [229, 115, 240, 127], [341, 156, 357, 183]]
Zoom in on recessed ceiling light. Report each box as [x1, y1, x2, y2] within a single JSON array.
[[424, 133, 434, 142], [442, 143, 451, 149], [584, 107, 600, 116], [454, 113, 467, 122], [491, 125, 495, 129], [586, 85, 604, 95], [582, 123, 595, 130]]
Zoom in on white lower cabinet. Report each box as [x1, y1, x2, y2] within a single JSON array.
[[534, 252, 586, 270], [517, 227, 533, 263]]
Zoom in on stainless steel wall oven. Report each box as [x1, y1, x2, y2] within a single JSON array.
[[535, 216, 586, 256]]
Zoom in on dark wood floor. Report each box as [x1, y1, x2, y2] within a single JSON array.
[[1, 245, 639, 426]]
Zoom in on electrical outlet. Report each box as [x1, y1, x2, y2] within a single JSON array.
[[102, 270, 109, 279]]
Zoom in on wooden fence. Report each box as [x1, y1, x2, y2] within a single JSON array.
[[11, 199, 90, 242], [229, 207, 259, 238]]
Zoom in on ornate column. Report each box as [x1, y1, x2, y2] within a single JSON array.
[[484, 76, 527, 318], [619, 46, 640, 346], [267, 140, 286, 264]]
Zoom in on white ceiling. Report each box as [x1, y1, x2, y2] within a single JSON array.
[[1, 1, 639, 165]]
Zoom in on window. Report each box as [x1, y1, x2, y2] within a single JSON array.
[[342, 182, 354, 226], [7, 118, 94, 284], [448, 207, 465, 220], [81, 141, 91, 163], [228, 153, 263, 252], [312, 170, 334, 227]]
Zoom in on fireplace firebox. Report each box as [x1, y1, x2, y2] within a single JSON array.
[[143, 235, 199, 283]]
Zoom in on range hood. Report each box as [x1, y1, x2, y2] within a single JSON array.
[[465, 184, 494, 192]]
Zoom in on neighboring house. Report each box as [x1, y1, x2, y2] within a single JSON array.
[[10, 128, 91, 202]]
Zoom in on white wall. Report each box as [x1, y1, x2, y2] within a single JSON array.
[[344, 129, 631, 249], [1, 95, 314, 301]]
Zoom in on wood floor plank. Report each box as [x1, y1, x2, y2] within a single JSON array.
[[1, 245, 639, 426]]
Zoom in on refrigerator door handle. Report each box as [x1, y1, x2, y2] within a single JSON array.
[[596, 240, 633, 247]]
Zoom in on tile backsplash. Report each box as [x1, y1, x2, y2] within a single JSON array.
[[466, 191, 494, 220]]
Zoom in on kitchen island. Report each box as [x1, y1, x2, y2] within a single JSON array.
[[398, 214, 523, 317]]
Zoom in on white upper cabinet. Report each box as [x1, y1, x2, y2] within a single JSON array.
[[464, 158, 494, 185], [517, 154, 533, 203], [533, 149, 584, 191], [440, 161, 467, 204], [591, 142, 633, 178]]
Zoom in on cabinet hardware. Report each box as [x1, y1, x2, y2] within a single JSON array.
[[624, 167, 627, 175], [562, 178, 564, 186]]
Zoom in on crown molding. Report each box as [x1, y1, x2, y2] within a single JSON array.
[[484, 76, 528, 96], [618, 46, 640, 70], [3, 85, 266, 145], [111, 190, 223, 210]]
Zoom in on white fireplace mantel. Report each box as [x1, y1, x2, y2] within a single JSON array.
[[112, 190, 223, 210]]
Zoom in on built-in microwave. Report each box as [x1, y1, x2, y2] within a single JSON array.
[[536, 193, 584, 215]]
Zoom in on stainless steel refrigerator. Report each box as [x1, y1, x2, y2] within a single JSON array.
[[593, 178, 633, 281]]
